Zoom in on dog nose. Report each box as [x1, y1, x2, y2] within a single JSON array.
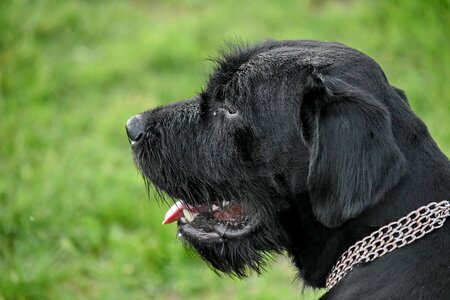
[[126, 115, 144, 143]]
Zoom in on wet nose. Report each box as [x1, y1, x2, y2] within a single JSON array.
[[126, 114, 144, 144]]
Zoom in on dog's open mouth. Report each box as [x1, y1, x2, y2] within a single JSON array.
[[162, 200, 258, 243]]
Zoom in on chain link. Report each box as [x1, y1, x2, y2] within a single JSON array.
[[326, 200, 450, 291]]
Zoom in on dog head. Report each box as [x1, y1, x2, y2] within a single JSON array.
[[127, 40, 408, 278]]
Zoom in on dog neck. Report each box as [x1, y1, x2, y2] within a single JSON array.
[[325, 200, 450, 290], [283, 159, 450, 290]]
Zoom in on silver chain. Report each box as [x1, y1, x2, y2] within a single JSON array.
[[326, 200, 450, 291]]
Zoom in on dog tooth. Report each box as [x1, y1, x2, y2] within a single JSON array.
[[183, 209, 195, 222], [212, 204, 220, 211], [180, 217, 187, 223], [222, 201, 230, 207]]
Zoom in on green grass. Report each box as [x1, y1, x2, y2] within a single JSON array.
[[0, 0, 449, 299]]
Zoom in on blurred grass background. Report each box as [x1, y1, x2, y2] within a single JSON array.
[[0, 0, 449, 299]]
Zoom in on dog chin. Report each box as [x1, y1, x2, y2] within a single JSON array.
[[178, 216, 285, 277]]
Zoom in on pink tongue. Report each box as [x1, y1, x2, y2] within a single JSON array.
[[162, 200, 187, 225], [162, 200, 211, 225]]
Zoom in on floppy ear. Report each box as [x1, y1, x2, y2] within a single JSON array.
[[300, 70, 406, 227]]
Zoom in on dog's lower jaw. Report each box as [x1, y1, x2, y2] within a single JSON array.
[[177, 212, 260, 244], [177, 217, 288, 277]]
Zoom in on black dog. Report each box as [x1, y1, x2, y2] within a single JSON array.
[[126, 40, 450, 299]]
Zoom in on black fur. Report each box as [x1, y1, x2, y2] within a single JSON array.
[[128, 40, 450, 299]]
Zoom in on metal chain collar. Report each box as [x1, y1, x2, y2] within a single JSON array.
[[326, 200, 450, 291]]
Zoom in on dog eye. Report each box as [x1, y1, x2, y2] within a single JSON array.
[[213, 107, 239, 118], [227, 107, 237, 115]]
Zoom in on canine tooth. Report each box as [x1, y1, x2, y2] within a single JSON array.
[[183, 209, 195, 222], [180, 217, 187, 223], [212, 204, 220, 211], [222, 201, 230, 207]]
